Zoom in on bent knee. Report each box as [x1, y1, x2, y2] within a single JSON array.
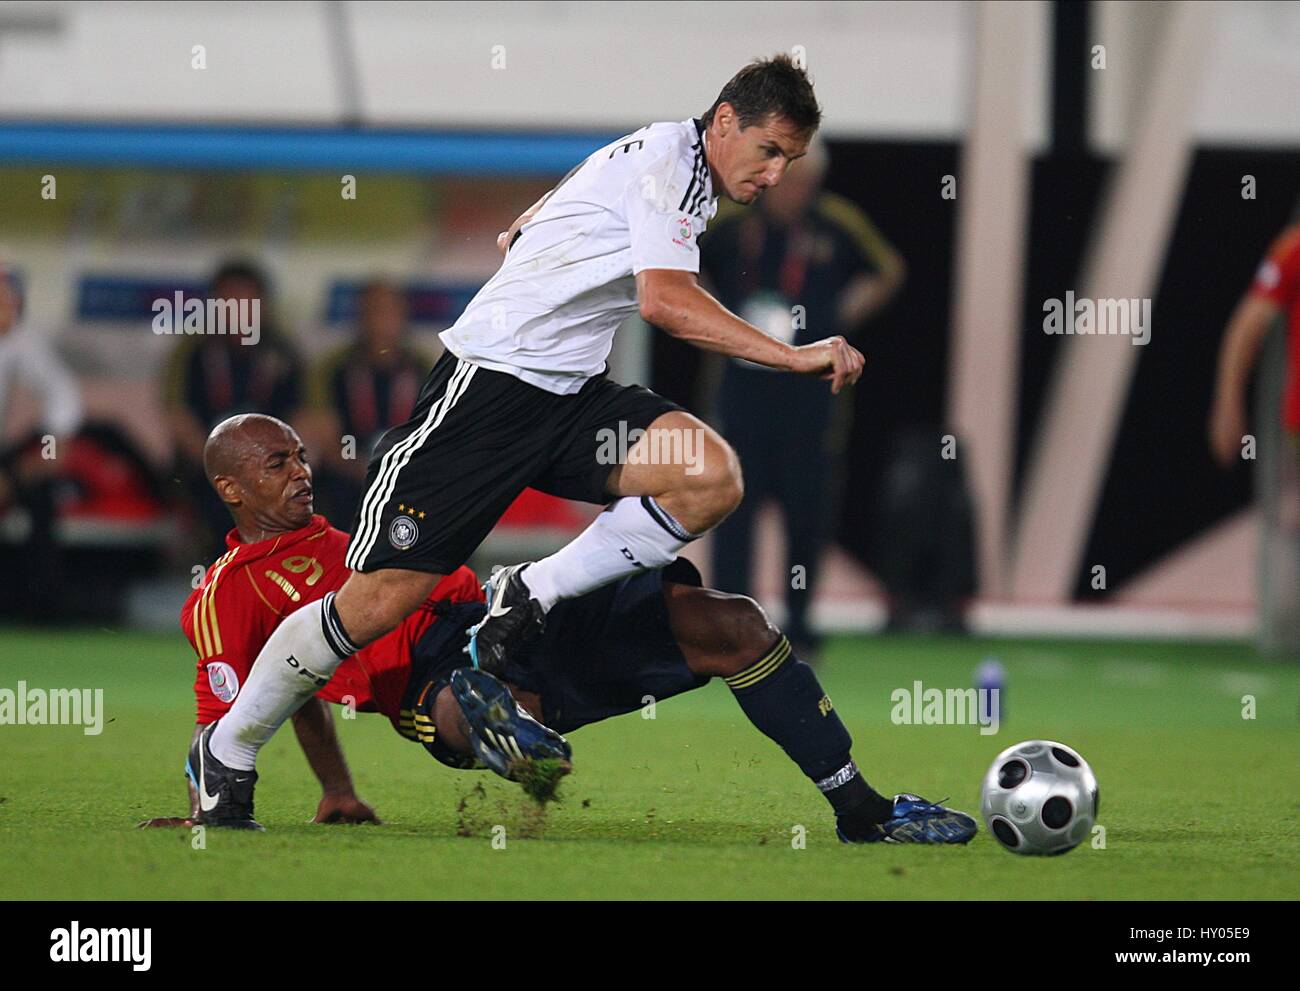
[[713, 594, 779, 673], [687, 441, 744, 516], [672, 586, 779, 678], [712, 448, 745, 512]]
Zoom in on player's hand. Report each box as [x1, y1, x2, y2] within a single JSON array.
[[312, 792, 381, 825], [788, 336, 866, 394], [137, 816, 196, 828], [497, 191, 552, 257], [1208, 396, 1247, 469]]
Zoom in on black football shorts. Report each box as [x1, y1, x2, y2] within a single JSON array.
[[345, 349, 681, 575]]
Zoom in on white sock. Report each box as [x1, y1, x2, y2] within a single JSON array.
[[209, 591, 358, 770], [522, 496, 696, 610]]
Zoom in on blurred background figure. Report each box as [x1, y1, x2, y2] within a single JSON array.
[[162, 260, 302, 558], [1209, 220, 1300, 649], [1209, 223, 1300, 471], [303, 279, 433, 525], [700, 138, 905, 656], [874, 424, 976, 633], [0, 258, 83, 620]]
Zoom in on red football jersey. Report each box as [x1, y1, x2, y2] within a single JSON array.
[[181, 515, 482, 729], [1248, 224, 1300, 430]]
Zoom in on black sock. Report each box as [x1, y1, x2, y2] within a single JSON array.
[[725, 636, 893, 833]]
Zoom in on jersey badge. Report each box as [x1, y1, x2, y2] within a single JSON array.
[[389, 515, 419, 551], [207, 661, 240, 703]]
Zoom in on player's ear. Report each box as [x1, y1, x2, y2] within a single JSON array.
[[211, 475, 242, 508], [714, 102, 736, 136]]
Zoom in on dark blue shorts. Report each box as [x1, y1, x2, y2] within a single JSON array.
[[400, 559, 708, 766]]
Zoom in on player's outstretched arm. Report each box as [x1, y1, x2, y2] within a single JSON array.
[[636, 269, 865, 394], [1209, 293, 1280, 468], [291, 697, 381, 825], [137, 727, 203, 827]]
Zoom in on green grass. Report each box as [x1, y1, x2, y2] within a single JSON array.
[[0, 627, 1296, 900]]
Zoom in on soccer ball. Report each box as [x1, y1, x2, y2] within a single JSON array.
[[980, 740, 1098, 856]]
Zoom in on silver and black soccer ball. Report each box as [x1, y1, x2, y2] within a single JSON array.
[[980, 740, 1098, 856]]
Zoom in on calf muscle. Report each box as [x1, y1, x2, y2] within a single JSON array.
[[664, 583, 779, 678], [333, 568, 443, 647]]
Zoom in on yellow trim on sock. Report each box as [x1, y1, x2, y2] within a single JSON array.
[[724, 636, 792, 691]]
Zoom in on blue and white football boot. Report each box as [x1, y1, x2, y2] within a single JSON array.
[[465, 563, 546, 677], [838, 794, 978, 845], [449, 667, 571, 780]]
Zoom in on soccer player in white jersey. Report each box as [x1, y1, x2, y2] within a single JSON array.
[[192, 54, 865, 828]]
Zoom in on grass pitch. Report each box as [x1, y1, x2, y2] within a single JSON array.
[[0, 626, 1296, 900]]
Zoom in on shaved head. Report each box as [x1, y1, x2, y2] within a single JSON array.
[[203, 414, 315, 540], [203, 413, 296, 485]]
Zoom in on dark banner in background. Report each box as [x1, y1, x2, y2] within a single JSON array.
[[655, 140, 1300, 601]]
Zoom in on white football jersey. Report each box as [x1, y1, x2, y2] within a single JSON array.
[[439, 118, 718, 394]]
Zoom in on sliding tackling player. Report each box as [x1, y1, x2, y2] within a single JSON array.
[[166, 415, 974, 843]]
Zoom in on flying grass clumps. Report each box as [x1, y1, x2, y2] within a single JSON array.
[[509, 757, 572, 807], [454, 758, 572, 840]]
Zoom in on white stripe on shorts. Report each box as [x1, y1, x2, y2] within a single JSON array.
[[346, 357, 478, 570]]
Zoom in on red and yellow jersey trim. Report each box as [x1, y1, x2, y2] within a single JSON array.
[[192, 549, 238, 660]]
